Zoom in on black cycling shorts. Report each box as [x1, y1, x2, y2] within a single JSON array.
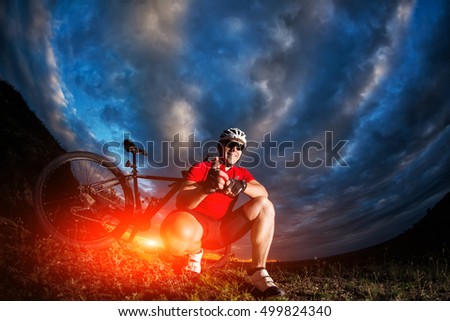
[[184, 206, 253, 250]]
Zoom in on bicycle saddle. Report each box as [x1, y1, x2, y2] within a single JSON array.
[[124, 139, 147, 155]]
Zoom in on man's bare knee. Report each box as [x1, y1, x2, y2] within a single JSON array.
[[160, 211, 203, 256], [245, 196, 275, 221]]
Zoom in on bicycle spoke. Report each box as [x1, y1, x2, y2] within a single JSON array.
[[34, 152, 133, 248]]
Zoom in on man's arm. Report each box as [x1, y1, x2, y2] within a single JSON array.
[[177, 158, 230, 209], [176, 180, 208, 210], [242, 179, 268, 199], [177, 175, 267, 209], [223, 177, 269, 199]]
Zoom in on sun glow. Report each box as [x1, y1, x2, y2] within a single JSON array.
[[121, 231, 162, 248], [144, 238, 160, 248]]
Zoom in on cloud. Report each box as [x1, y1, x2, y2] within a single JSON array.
[[0, 0, 79, 148], [162, 99, 197, 139], [1, 0, 449, 260]]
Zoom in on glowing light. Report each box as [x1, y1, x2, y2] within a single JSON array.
[[120, 232, 162, 248], [144, 239, 160, 247]]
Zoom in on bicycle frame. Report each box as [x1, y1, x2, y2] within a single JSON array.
[[126, 174, 184, 239], [122, 145, 185, 242]]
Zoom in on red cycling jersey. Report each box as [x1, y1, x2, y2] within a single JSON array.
[[184, 160, 255, 219]]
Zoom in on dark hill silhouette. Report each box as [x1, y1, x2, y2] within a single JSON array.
[[0, 80, 65, 225], [385, 192, 450, 256], [320, 192, 450, 264]]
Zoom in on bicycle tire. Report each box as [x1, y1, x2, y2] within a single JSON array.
[[34, 151, 134, 248]]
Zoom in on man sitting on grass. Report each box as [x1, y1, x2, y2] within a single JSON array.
[[161, 128, 285, 297]]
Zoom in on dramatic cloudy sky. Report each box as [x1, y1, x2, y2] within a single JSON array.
[[1, 0, 449, 261]]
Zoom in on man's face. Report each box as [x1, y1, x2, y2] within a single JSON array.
[[220, 140, 244, 166]]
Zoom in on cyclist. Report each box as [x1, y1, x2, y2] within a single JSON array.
[[161, 127, 285, 297]]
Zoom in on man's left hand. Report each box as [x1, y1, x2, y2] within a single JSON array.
[[224, 179, 247, 197]]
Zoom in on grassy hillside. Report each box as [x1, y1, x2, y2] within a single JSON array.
[[0, 215, 448, 300]]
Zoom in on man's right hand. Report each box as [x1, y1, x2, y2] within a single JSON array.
[[202, 157, 229, 194]]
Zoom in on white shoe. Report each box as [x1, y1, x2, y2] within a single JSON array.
[[245, 268, 285, 297], [185, 249, 203, 274]]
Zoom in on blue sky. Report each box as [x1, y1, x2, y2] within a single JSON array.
[[1, 0, 449, 261]]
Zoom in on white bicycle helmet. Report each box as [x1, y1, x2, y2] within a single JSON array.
[[219, 127, 247, 147]]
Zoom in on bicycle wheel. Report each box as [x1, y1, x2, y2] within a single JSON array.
[[34, 151, 134, 248]]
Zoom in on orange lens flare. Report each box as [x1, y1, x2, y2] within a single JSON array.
[[143, 238, 160, 248]]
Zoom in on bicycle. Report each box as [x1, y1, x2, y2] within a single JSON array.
[[33, 139, 231, 269]]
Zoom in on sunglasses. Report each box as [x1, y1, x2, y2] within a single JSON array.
[[223, 141, 245, 151]]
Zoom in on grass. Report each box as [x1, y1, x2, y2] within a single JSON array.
[[272, 255, 449, 300], [0, 216, 449, 300]]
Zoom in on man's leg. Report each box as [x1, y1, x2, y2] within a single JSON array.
[[242, 196, 285, 297], [160, 211, 204, 256], [243, 196, 275, 268]]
